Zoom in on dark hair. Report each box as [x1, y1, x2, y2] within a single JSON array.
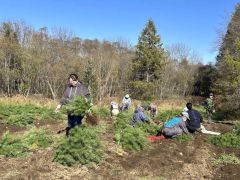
[[186, 102, 192, 110], [69, 73, 78, 81]]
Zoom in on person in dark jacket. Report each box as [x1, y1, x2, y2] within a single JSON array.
[[55, 73, 90, 136], [131, 105, 149, 126], [185, 102, 203, 133]]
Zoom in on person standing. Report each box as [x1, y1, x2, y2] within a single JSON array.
[[55, 73, 90, 136], [205, 93, 215, 123]]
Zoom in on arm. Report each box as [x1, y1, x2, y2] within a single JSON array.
[[56, 87, 69, 112], [60, 86, 70, 105], [198, 111, 203, 123]]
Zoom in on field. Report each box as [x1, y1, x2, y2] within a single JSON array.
[[0, 96, 239, 180]]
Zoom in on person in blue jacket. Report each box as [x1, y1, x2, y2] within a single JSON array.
[[131, 105, 149, 126], [156, 112, 190, 138]]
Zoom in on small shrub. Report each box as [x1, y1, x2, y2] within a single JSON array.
[[233, 123, 240, 135], [53, 125, 104, 166], [23, 128, 54, 149], [209, 133, 240, 148], [62, 96, 92, 116], [0, 131, 28, 157], [211, 153, 240, 166], [113, 112, 132, 132], [135, 122, 159, 135], [117, 126, 149, 151], [175, 133, 192, 141], [0, 102, 65, 126], [40, 108, 65, 121], [5, 113, 34, 126]]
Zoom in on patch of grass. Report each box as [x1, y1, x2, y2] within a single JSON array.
[[233, 123, 240, 135], [175, 133, 192, 141], [0, 128, 55, 157], [6, 113, 34, 126], [53, 125, 104, 166], [0, 131, 28, 157], [0, 102, 65, 126], [211, 153, 240, 166], [209, 123, 240, 148], [23, 128, 54, 149], [135, 122, 159, 135], [156, 109, 182, 122], [209, 133, 240, 148], [92, 106, 110, 118]]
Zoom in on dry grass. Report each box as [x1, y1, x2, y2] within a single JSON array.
[[0, 95, 58, 107]]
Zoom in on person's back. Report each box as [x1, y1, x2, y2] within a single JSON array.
[[185, 103, 203, 133], [164, 116, 182, 128], [160, 114, 189, 138], [150, 103, 157, 118], [132, 106, 149, 126]]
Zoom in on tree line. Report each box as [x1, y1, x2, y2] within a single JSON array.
[[0, 3, 240, 117], [0, 20, 204, 100]]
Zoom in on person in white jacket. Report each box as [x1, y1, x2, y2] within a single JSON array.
[[120, 94, 131, 111]]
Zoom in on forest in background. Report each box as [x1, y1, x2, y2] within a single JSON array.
[[0, 3, 239, 116]]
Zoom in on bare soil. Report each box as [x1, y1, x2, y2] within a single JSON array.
[[0, 121, 27, 136], [0, 119, 239, 180]]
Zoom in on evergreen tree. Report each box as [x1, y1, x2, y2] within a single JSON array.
[[131, 19, 166, 99], [215, 3, 240, 115], [193, 64, 217, 96], [83, 59, 98, 99]]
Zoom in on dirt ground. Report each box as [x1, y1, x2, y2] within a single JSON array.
[[0, 119, 240, 180]]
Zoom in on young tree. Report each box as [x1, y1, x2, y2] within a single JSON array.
[[83, 59, 98, 100], [215, 3, 240, 115], [131, 19, 166, 99]]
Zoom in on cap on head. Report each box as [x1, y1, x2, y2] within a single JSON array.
[[209, 93, 213, 96], [125, 94, 130, 98]]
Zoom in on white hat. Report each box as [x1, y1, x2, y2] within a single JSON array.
[[125, 94, 130, 98]]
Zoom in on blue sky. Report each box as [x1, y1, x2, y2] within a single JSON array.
[[0, 0, 239, 63]]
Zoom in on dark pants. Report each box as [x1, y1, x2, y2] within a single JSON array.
[[207, 110, 213, 122], [66, 114, 84, 136]]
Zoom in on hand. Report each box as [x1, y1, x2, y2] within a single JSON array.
[[55, 104, 61, 113]]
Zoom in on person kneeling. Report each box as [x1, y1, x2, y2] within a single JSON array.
[[131, 105, 149, 126], [157, 112, 190, 138]]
